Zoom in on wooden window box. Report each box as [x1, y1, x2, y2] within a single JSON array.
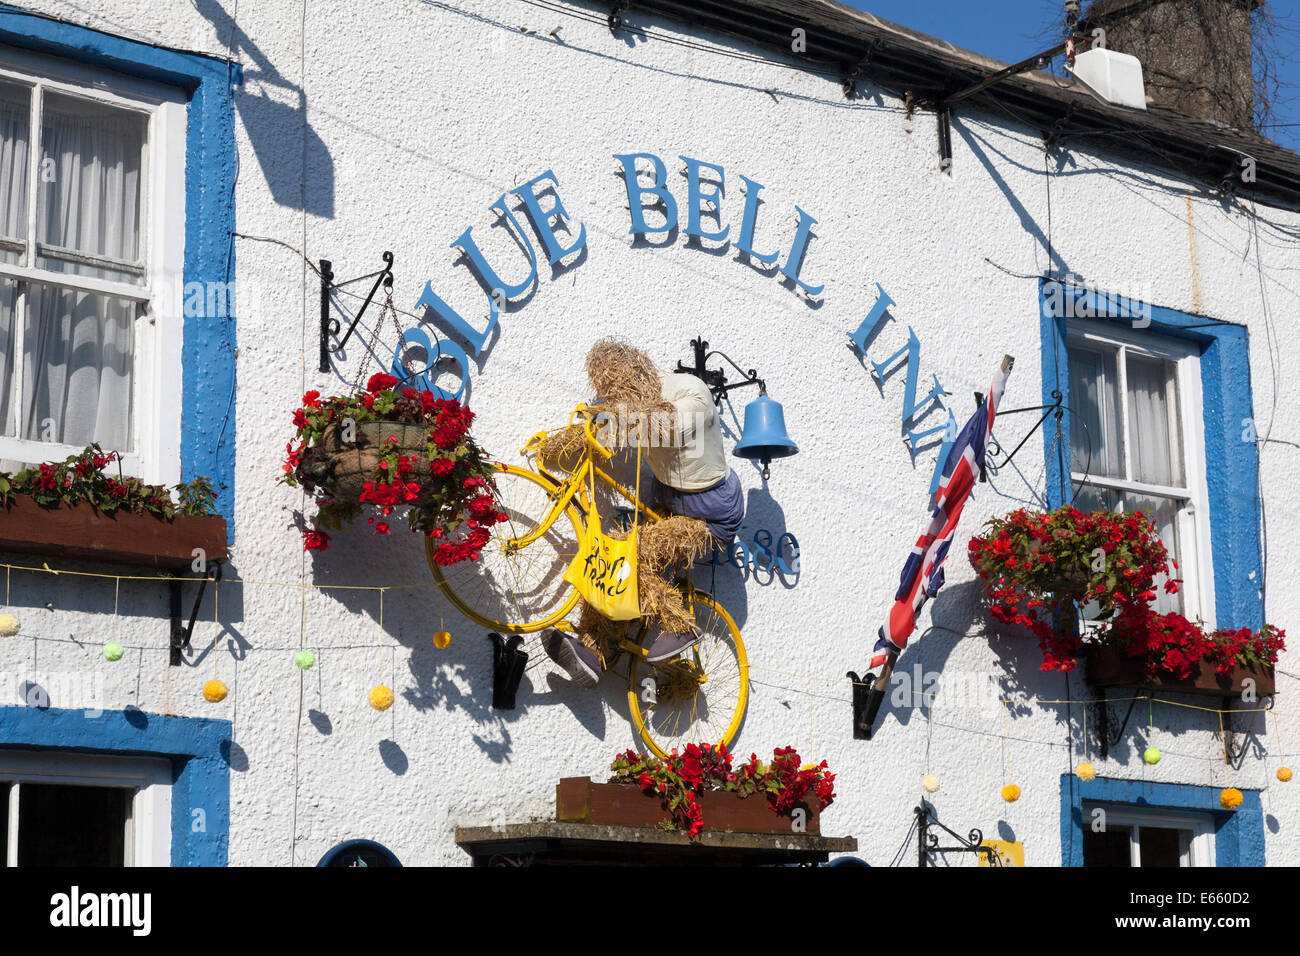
[[556, 776, 820, 835], [1085, 643, 1275, 698], [0, 498, 228, 570]]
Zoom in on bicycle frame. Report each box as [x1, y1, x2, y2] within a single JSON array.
[[508, 405, 704, 674], [509, 404, 663, 553]]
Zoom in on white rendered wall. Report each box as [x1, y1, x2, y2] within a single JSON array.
[[1, 0, 1298, 866]]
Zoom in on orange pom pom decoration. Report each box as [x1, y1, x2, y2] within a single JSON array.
[[1220, 787, 1244, 810], [202, 679, 228, 703]]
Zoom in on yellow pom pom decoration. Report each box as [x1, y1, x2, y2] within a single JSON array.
[[0, 612, 20, 637], [433, 630, 452, 649], [1143, 746, 1162, 765], [1076, 762, 1096, 781], [1220, 787, 1244, 810], [1001, 784, 1021, 803], [202, 679, 228, 703], [922, 775, 941, 794], [368, 685, 395, 711], [1278, 767, 1293, 783]]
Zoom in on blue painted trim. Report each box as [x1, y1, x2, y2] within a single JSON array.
[[1059, 774, 1264, 866], [1038, 281, 1263, 630], [0, 6, 239, 538], [0, 704, 231, 866]]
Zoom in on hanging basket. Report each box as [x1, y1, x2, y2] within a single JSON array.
[[302, 420, 435, 504], [1024, 539, 1092, 596]]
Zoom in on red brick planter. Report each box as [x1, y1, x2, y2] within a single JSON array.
[[0, 498, 228, 570], [1086, 643, 1275, 697], [556, 776, 820, 835]]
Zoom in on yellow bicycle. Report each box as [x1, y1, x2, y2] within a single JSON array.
[[428, 404, 748, 758]]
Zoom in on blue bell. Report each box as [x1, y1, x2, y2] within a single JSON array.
[[734, 393, 797, 479]]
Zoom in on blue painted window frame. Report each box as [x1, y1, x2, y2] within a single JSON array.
[[1038, 280, 1263, 630], [1060, 774, 1264, 866], [0, 705, 230, 865], [0, 5, 238, 533]]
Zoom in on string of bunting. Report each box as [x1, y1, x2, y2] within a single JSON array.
[[1, 559, 1296, 804]]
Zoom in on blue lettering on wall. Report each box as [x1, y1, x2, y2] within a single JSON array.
[[736, 175, 781, 266], [614, 152, 678, 236], [848, 285, 956, 498], [680, 156, 729, 243]]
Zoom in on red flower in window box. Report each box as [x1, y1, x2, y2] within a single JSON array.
[[605, 744, 835, 838]]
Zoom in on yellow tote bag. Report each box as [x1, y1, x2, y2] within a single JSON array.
[[564, 444, 641, 621]]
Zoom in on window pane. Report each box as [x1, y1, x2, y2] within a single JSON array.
[[1068, 343, 1123, 479], [21, 285, 134, 450], [0, 281, 16, 436], [1126, 354, 1184, 487], [1126, 492, 1184, 614], [1139, 826, 1190, 867], [1083, 824, 1132, 866], [0, 81, 30, 267], [37, 92, 146, 284], [16, 782, 129, 866]]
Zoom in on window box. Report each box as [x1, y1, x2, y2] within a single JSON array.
[[0, 496, 226, 569], [1085, 643, 1274, 698], [555, 776, 820, 835]]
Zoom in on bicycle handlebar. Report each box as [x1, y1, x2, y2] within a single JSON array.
[[573, 404, 614, 460]]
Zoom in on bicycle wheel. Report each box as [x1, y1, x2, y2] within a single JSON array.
[[429, 463, 583, 633], [626, 591, 749, 759]]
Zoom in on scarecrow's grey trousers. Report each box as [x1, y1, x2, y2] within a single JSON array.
[[649, 468, 744, 547]]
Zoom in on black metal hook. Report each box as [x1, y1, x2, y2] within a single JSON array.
[[318, 251, 395, 372]]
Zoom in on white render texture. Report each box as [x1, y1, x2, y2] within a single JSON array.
[[2, 0, 1299, 866]]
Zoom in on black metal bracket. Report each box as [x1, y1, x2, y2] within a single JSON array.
[[169, 562, 224, 667], [916, 804, 1001, 867], [977, 389, 1064, 482], [937, 106, 954, 171], [839, 43, 878, 99], [1093, 688, 1139, 761], [847, 671, 874, 740], [847, 649, 898, 741], [1043, 101, 1080, 152], [675, 337, 765, 406], [318, 251, 394, 372], [489, 632, 528, 709], [608, 0, 629, 33], [932, 39, 1073, 170]]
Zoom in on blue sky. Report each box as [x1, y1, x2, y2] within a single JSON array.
[[839, 0, 1300, 153]]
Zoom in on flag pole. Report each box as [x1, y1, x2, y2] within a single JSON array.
[[852, 353, 1015, 742]]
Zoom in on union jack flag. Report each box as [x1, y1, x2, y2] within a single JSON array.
[[870, 358, 1014, 669]]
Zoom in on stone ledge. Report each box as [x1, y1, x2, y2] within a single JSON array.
[[455, 820, 858, 866]]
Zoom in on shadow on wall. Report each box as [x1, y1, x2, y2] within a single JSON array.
[[192, 0, 335, 217]]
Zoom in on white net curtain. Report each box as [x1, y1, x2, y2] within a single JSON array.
[[0, 81, 144, 470]]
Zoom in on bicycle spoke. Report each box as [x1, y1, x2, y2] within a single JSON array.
[[432, 467, 580, 632]]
